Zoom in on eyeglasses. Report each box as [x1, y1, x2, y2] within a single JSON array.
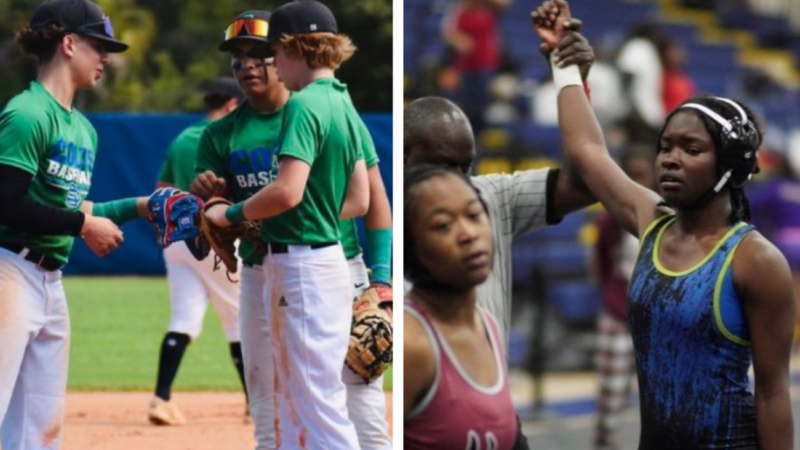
[[224, 18, 269, 41]]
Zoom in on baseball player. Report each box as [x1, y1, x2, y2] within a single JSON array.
[[204, 1, 371, 448], [147, 77, 247, 426], [0, 0, 141, 447], [192, 8, 392, 449]]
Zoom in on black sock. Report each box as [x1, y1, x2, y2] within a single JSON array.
[[229, 342, 248, 402], [154, 332, 190, 401]]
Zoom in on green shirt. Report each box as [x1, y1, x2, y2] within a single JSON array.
[[158, 119, 211, 191], [0, 81, 98, 264], [261, 78, 364, 245], [195, 102, 282, 265], [339, 116, 379, 259]]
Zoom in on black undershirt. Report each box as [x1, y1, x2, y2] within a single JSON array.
[[0, 164, 85, 236]]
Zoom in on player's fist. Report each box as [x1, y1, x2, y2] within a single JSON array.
[[81, 215, 123, 257], [552, 20, 595, 80], [531, 0, 572, 50], [191, 171, 226, 200]]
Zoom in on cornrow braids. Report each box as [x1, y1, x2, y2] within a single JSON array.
[[730, 188, 751, 224]]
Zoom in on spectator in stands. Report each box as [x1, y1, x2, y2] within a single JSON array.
[[659, 38, 696, 114], [592, 146, 655, 450], [442, 0, 510, 133], [616, 24, 664, 145]]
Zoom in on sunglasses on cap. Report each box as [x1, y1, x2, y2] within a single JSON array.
[[76, 16, 115, 38], [224, 18, 269, 41]]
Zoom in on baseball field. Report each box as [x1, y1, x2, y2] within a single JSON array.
[[56, 276, 393, 449]]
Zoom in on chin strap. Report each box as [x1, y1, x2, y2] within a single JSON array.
[[680, 169, 732, 211]]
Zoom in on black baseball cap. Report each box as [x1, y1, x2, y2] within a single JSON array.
[[247, 1, 337, 58], [204, 77, 245, 104], [30, 0, 128, 53], [219, 11, 272, 53]]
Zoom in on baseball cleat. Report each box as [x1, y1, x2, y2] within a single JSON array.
[[148, 396, 186, 426]]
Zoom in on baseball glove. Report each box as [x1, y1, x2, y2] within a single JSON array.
[[197, 197, 261, 276], [345, 286, 393, 383], [147, 188, 204, 248]]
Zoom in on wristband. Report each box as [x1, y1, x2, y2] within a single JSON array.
[[366, 228, 392, 284], [550, 53, 583, 94], [92, 198, 140, 225], [225, 202, 246, 224]]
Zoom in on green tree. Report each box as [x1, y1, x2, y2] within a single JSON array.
[[0, 0, 392, 112]]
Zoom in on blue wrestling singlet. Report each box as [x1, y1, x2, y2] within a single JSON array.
[[628, 215, 758, 450]]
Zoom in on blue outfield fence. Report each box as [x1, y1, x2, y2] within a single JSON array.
[[65, 113, 393, 275]]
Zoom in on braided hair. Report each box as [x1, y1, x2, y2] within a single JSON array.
[[659, 96, 763, 224], [16, 24, 67, 62], [404, 164, 489, 289]]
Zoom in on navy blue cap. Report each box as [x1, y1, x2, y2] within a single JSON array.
[[204, 77, 244, 103], [30, 0, 128, 53], [248, 1, 337, 58]]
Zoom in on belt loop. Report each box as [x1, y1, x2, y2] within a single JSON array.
[[19, 248, 30, 258]]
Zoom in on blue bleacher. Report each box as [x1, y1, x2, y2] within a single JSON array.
[[547, 280, 602, 322], [511, 213, 591, 281], [505, 122, 562, 157]]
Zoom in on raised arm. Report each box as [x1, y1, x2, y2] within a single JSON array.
[[534, 0, 662, 236], [735, 233, 795, 450]]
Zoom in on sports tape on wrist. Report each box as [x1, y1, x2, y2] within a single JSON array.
[[550, 53, 583, 94]]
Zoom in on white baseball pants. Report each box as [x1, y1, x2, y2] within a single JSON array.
[[163, 241, 240, 342], [242, 254, 392, 450], [265, 243, 359, 450], [0, 247, 69, 450]]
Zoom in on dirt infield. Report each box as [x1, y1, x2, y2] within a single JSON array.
[[60, 392, 393, 450]]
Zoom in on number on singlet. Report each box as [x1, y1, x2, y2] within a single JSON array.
[[465, 430, 499, 450]]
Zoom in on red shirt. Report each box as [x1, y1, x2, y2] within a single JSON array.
[[404, 299, 517, 450], [452, 7, 501, 72], [596, 213, 635, 321], [662, 68, 696, 114]]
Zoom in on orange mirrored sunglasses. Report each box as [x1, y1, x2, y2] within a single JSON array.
[[224, 18, 269, 41]]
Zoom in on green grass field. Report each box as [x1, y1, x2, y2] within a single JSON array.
[[64, 276, 392, 392]]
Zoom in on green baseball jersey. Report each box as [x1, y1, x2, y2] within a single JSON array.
[[0, 81, 97, 264], [196, 102, 282, 265], [260, 78, 364, 245], [158, 119, 211, 191], [339, 117, 379, 259]]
